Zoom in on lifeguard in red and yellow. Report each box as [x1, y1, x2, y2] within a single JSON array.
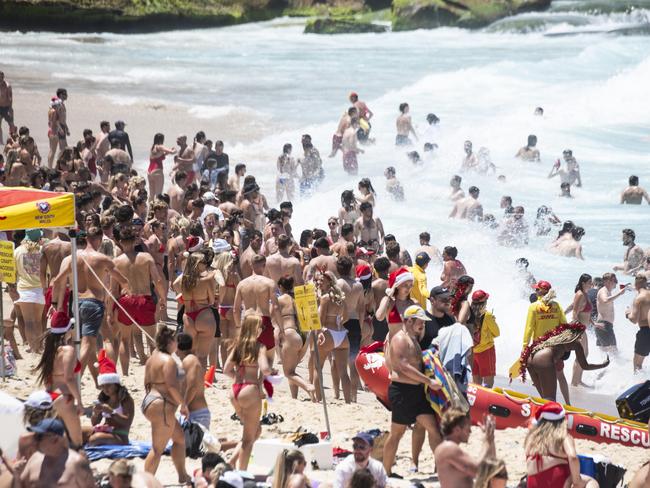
[[469, 290, 500, 388]]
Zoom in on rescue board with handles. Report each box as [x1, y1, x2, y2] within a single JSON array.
[[356, 348, 650, 449]]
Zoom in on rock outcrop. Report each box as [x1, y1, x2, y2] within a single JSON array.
[[392, 0, 552, 30], [304, 17, 388, 33]]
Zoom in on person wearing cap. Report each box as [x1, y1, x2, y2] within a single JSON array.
[[329, 106, 357, 158], [108, 120, 133, 160], [106, 459, 135, 488], [16, 418, 95, 488], [524, 402, 598, 488], [334, 432, 387, 488], [13, 229, 46, 352], [113, 227, 167, 374], [434, 408, 495, 488], [19, 391, 54, 460], [383, 304, 442, 478], [469, 290, 500, 388], [522, 280, 568, 350], [84, 350, 134, 446], [201, 191, 225, 226], [409, 252, 431, 309]]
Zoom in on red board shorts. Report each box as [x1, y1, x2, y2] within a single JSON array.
[[258, 315, 275, 350], [44, 286, 71, 311], [331, 134, 343, 151], [472, 347, 496, 377], [116, 294, 156, 326]]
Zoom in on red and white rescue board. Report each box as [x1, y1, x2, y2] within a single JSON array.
[[356, 347, 650, 449]]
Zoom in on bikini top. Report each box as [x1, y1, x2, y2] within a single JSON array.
[[388, 303, 402, 324]]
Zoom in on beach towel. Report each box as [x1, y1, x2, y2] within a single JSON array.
[[84, 440, 171, 462], [422, 349, 469, 416], [433, 322, 473, 395]]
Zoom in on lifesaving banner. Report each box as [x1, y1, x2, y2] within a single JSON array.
[[0, 188, 75, 231], [294, 283, 321, 332]]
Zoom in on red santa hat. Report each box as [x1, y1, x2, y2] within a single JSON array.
[[50, 310, 73, 334], [356, 264, 372, 281], [185, 235, 204, 253], [388, 267, 414, 289], [535, 401, 565, 423], [96, 349, 120, 386]]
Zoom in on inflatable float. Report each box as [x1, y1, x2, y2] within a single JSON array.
[[356, 343, 650, 449]]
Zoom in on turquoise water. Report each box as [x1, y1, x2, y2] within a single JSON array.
[[2, 3, 650, 401]]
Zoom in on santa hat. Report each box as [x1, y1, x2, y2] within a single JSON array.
[[96, 349, 120, 386], [356, 264, 372, 281], [50, 311, 73, 334], [388, 267, 414, 289], [186, 236, 204, 253], [535, 401, 565, 423], [472, 290, 489, 302]]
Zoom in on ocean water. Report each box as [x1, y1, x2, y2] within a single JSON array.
[[3, 1, 650, 406]]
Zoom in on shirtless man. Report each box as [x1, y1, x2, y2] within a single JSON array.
[[265, 235, 303, 285], [549, 226, 585, 259], [449, 175, 465, 202], [625, 274, 650, 372], [382, 305, 442, 477], [354, 202, 385, 254], [240, 182, 263, 251], [434, 410, 496, 488], [305, 237, 338, 281], [168, 171, 187, 213], [263, 219, 283, 257], [415, 231, 441, 264], [449, 186, 482, 221], [233, 254, 283, 364], [298, 134, 324, 195], [548, 149, 582, 187], [219, 190, 239, 218], [113, 228, 167, 374], [173, 135, 196, 184], [95, 121, 111, 165], [350, 92, 373, 121], [239, 230, 262, 279], [105, 139, 132, 170], [395, 103, 417, 146], [40, 232, 72, 314], [0, 71, 15, 144], [614, 228, 645, 275], [621, 175, 650, 205], [51, 231, 128, 384], [595, 273, 627, 353], [515, 134, 541, 162], [440, 246, 466, 290], [329, 106, 356, 158], [14, 419, 95, 488], [336, 256, 365, 402], [460, 141, 478, 172], [228, 163, 246, 192], [331, 224, 355, 257], [341, 118, 363, 175], [177, 333, 212, 429]]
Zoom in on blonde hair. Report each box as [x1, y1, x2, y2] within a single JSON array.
[[272, 449, 306, 488], [524, 418, 567, 457], [474, 458, 507, 488], [317, 271, 346, 306], [109, 172, 127, 191], [233, 314, 262, 365], [213, 251, 234, 284], [181, 253, 204, 291], [128, 176, 146, 193]]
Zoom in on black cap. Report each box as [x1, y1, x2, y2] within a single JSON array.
[[415, 252, 431, 266], [429, 286, 450, 298]]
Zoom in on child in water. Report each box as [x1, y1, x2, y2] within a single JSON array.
[[384, 166, 404, 201]]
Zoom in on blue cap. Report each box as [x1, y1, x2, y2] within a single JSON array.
[[352, 432, 374, 447], [27, 418, 65, 436]]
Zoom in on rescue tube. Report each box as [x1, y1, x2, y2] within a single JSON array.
[[356, 343, 650, 449]]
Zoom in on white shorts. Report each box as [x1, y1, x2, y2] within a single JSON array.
[[16, 287, 45, 305]]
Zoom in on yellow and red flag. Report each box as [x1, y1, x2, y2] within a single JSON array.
[[0, 187, 75, 231]]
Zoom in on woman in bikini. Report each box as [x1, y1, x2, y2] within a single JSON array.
[[175, 252, 217, 368], [142, 326, 189, 482], [148, 133, 176, 202], [314, 271, 351, 403], [520, 322, 609, 401], [147, 219, 169, 321], [525, 402, 598, 488], [277, 276, 315, 401], [83, 351, 134, 446], [356, 177, 377, 208], [4, 149, 26, 186], [570, 273, 592, 387], [213, 250, 240, 368], [451, 275, 475, 324], [338, 190, 359, 228], [109, 172, 130, 204], [375, 267, 416, 340], [33, 316, 83, 448], [224, 314, 273, 470]]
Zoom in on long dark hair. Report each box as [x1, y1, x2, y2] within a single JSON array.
[[575, 273, 592, 293], [98, 384, 132, 405], [33, 331, 67, 385], [151, 133, 164, 151], [155, 326, 176, 354]]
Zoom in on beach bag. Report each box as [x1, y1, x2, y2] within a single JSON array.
[[369, 431, 389, 462], [1, 345, 17, 377], [182, 419, 205, 459], [594, 460, 626, 487]]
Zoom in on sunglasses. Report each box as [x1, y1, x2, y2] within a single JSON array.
[[352, 443, 369, 450], [328, 222, 337, 226]]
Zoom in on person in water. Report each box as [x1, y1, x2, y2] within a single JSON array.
[[515, 134, 540, 162], [395, 103, 417, 146], [384, 166, 404, 201], [621, 175, 650, 204], [549, 149, 582, 188], [613, 228, 645, 275], [625, 274, 650, 372], [525, 402, 598, 488]]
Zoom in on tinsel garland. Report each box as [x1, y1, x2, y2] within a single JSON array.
[[518, 322, 586, 381]]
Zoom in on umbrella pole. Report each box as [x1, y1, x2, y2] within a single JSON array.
[[69, 230, 81, 391]]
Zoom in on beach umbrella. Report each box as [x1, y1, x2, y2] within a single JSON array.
[[0, 187, 80, 384]]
